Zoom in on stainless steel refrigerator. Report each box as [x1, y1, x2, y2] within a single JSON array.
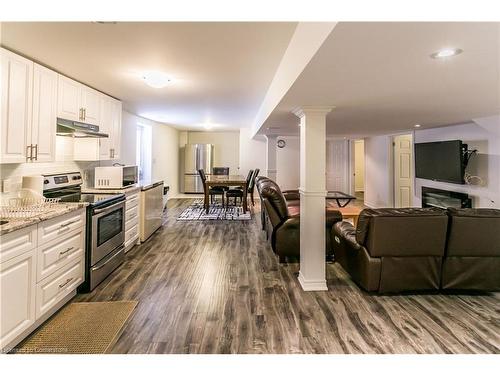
[[184, 144, 214, 193]]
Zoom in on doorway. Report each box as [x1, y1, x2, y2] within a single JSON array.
[[393, 133, 414, 207], [353, 140, 365, 200]]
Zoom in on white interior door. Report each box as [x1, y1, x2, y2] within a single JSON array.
[[354, 140, 365, 192], [394, 134, 414, 207], [326, 140, 349, 192]]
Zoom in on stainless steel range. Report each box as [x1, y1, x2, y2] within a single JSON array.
[[42, 172, 126, 292]]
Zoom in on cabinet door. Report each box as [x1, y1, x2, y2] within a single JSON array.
[[81, 86, 100, 125], [57, 75, 81, 122], [0, 249, 36, 351], [110, 99, 122, 159], [0, 48, 33, 164], [31, 64, 57, 163], [98, 95, 112, 160]]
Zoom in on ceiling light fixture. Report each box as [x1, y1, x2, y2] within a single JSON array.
[[430, 48, 463, 59], [414, 124, 421, 128], [142, 71, 172, 88]]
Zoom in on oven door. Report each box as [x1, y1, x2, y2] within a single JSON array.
[[91, 200, 125, 266]]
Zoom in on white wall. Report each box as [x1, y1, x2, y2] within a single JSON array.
[[186, 131, 240, 175], [276, 136, 300, 190], [121, 111, 180, 198], [364, 135, 393, 207], [239, 128, 266, 179], [414, 119, 500, 208]]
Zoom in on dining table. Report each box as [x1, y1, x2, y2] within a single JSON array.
[[204, 175, 248, 214]]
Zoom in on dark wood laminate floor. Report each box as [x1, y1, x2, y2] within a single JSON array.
[[76, 199, 500, 354]]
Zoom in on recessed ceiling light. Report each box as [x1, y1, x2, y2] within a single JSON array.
[[430, 48, 463, 59], [414, 124, 421, 128], [142, 71, 172, 88]]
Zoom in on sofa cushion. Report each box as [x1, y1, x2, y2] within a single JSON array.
[[355, 208, 448, 257], [446, 208, 500, 256], [260, 183, 289, 221]]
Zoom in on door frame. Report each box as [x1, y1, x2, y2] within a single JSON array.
[[391, 132, 415, 207]]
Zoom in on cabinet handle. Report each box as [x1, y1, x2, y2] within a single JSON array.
[[83, 108, 86, 121], [33, 144, 38, 161], [60, 219, 80, 228], [26, 145, 32, 162], [59, 246, 74, 256], [58, 277, 74, 289], [79, 108, 82, 121]]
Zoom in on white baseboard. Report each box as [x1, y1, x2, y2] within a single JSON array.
[[298, 272, 328, 291]]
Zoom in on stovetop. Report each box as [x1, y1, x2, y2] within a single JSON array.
[[42, 172, 124, 208]]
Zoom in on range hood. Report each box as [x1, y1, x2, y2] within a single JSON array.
[[56, 118, 109, 138]]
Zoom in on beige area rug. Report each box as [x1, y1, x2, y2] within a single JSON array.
[[15, 301, 137, 354]]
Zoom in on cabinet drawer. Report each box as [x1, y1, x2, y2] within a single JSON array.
[[36, 257, 83, 319], [37, 209, 85, 245], [125, 223, 138, 244], [37, 228, 84, 282], [125, 205, 139, 223], [0, 225, 37, 264], [125, 193, 139, 209], [125, 215, 138, 231], [0, 249, 36, 350]]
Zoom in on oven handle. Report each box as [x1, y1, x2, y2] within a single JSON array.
[[92, 201, 125, 215], [91, 247, 124, 271]]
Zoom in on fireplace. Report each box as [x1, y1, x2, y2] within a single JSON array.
[[422, 187, 472, 209]]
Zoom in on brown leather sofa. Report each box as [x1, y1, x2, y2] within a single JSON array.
[[331, 208, 449, 293], [442, 208, 500, 290], [257, 178, 342, 262]]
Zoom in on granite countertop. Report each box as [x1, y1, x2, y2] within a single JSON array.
[[81, 185, 142, 195], [0, 202, 89, 236]]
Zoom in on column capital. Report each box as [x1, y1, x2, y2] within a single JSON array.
[[292, 105, 335, 119]]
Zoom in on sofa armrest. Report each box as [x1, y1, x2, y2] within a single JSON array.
[[275, 217, 300, 258], [332, 221, 362, 251]]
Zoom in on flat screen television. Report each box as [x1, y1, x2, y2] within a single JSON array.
[[414, 140, 466, 184]]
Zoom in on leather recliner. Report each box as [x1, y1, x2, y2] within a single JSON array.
[[259, 179, 342, 262], [442, 208, 500, 290], [331, 208, 449, 293]]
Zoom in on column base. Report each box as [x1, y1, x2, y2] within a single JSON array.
[[298, 271, 328, 291]]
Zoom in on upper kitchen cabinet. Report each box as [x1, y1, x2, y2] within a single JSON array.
[[97, 95, 121, 160], [80, 86, 101, 126], [0, 48, 33, 164], [110, 99, 122, 159], [31, 64, 57, 163], [57, 75, 100, 125]]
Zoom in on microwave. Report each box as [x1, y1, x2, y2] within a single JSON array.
[[94, 165, 138, 189]]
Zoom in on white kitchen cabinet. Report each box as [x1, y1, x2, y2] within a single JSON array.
[[0, 209, 85, 351], [57, 74, 81, 122], [110, 99, 122, 159], [57, 75, 101, 125], [31, 63, 57, 163], [0, 48, 33, 164], [80, 86, 100, 125], [98, 95, 112, 159], [124, 192, 140, 252], [0, 249, 37, 350]]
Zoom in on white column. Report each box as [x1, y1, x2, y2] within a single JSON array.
[[265, 135, 278, 181], [293, 106, 333, 291]]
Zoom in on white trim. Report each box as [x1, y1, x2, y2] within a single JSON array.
[[298, 189, 327, 197], [298, 272, 328, 291], [266, 169, 277, 173], [292, 106, 335, 119]]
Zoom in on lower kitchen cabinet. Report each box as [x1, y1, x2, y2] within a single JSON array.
[[124, 192, 140, 252], [0, 249, 37, 350], [0, 208, 86, 351]]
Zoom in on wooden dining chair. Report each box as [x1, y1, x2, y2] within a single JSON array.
[[198, 169, 225, 206], [226, 169, 253, 207]]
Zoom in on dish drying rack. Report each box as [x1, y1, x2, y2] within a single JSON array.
[[0, 197, 61, 219]]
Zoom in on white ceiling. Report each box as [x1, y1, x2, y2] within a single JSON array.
[[1, 22, 297, 130], [261, 22, 500, 137]]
